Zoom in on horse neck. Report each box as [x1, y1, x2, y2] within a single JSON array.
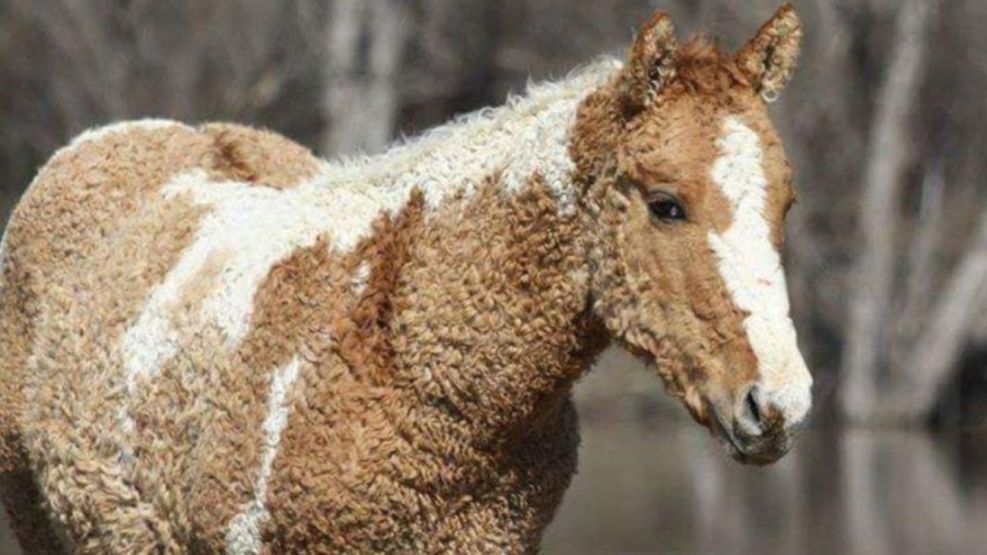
[[369, 62, 619, 445], [387, 189, 607, 446]]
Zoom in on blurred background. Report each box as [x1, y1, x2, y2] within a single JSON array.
[[2, 0, 986, 553]]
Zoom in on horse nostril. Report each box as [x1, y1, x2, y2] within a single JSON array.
[[745, 387, 763, 428], [735, 384, 769, 437], [746, 387, 763, 429]]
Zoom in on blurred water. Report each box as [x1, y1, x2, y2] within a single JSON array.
[[0, 504, 18, 554], [543, 420, 987, 555], [2, 424, 985, 554]]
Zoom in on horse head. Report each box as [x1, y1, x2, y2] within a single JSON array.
[[577, 4, 812, 464]]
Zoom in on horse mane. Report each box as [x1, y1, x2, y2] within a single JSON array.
[[325, 57, 621, 190]]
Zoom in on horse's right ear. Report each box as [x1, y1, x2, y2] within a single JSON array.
[[618, 11, 679, 117]]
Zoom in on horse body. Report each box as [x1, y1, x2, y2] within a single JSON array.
[[0, 62, 614, 552], [1, 6, 812, 553]]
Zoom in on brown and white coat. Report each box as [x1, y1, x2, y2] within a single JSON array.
[[0, 5, 812, 554]]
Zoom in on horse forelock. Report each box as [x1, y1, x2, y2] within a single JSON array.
[[670, 36, 751, 98]]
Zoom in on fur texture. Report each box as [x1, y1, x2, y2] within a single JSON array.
[[0, 5, 811, 553]]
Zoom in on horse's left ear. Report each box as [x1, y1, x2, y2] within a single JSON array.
[[618, 11, 679, 116], [735, 4, 803, 102]]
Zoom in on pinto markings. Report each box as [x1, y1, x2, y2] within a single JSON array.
[[120, 60, 617, 385], [1, 7, 816, 551], [224, 356, 302, 555], [112, 61, 616, 552]]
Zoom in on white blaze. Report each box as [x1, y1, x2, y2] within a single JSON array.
[[707, 117, 812, 423]]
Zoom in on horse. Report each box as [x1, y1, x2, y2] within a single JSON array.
[[0, 5, 811, 553]]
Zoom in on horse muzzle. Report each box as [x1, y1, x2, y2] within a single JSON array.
[[708, 380, 812, 466]]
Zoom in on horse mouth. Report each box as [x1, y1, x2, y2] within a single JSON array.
[[706, 402, 791, 466]]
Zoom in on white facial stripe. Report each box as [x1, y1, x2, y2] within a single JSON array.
[[225, 357, 301, 555], [707, 117, 811, 422]]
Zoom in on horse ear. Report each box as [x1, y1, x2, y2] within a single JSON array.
[[735, 4, 803, 102], [618, 11, 679, 116]]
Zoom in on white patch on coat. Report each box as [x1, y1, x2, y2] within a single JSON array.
[[117, 59, 620, 486], [707, 117, 812, 424], [224, 357, 301, 555], [350, 261, 371, 296], [120, 59, 620, 386]]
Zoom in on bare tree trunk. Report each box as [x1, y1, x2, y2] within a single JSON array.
[[323, 0, 408, 156], [887, 205, 987, 420], [840, 0, 936, 423], [894, 166, 945, 356]]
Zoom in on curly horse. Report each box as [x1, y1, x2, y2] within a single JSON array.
[[0, 5, 811, 553]]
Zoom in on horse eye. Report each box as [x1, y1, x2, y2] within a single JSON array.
[[648, 196, 687, 222]]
